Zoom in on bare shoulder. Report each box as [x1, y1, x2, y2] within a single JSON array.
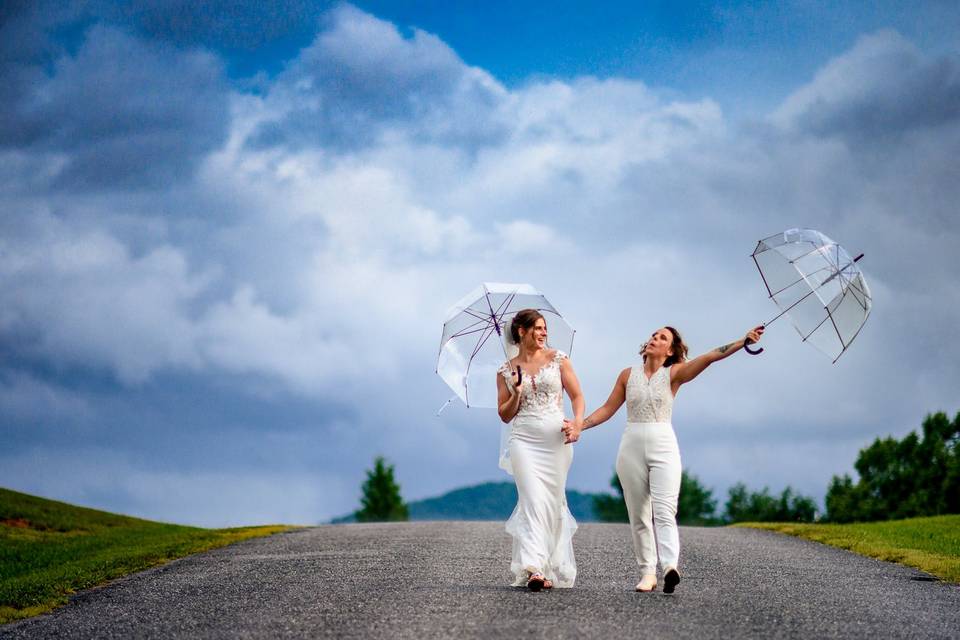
[[669, 361, 685, 382], [619, 367, 632, 382]]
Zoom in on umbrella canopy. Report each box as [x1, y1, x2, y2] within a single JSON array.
[[437, 282, 574, 408], [751, 228, 872, 363]]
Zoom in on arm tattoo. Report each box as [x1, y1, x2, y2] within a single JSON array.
[[716, 342, 737, 354]]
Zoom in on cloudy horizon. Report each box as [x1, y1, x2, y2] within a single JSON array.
[[2, 1, 958, 526]]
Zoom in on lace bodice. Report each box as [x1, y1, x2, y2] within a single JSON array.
[[499, 350, 567, 420], [625, 365, 674, 423]]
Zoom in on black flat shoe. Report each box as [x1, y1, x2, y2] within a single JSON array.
[[663, 567, 680, 594]]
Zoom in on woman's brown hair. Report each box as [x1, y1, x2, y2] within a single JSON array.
[[510, 309, 545, 344]]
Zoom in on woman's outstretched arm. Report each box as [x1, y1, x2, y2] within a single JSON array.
[[566, 368, 630, 442], [670, 325, 764, 389]]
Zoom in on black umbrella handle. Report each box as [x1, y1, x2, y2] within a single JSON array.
[[744, 337, 764, 356]]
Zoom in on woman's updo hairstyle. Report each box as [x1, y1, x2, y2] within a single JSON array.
[[643, 326, 689, 368], [509, 309, 545, 344]]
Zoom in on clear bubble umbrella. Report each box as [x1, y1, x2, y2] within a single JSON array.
[[436, 282, 575, 411], [748, 228, 872, 363]]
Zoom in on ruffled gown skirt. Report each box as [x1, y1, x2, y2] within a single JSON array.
[[505, 410, 578, 587]]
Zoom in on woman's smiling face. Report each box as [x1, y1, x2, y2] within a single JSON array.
[[521, 317, 547, 349]]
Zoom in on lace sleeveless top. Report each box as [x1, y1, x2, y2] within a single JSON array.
[[625, 365, 674, 423], [498, 350, 567, 420]]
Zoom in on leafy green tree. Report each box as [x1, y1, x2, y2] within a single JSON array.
[[592, 472, 628, 522], [355, 456, 409, 522], [592, 469, 719, 525], [826, 411, 960, 523], [724, 483, 817, 523], [824, 474, 874, 523], [677, 471, 719, 525]]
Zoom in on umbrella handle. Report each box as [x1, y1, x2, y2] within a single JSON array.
[[744, 338, 764, 356]]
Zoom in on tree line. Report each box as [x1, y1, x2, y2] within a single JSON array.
[[592, 471, 817, 525], [825, 411, 959, 523], [349, 411, 959, 524]]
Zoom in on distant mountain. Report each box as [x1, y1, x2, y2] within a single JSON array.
[[331, 482, 601, 523]]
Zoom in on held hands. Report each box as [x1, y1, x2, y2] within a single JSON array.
[[562, 418, 583, 444]]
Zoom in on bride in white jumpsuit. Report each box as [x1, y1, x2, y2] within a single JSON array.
[[496, 309, 585, 591], [563, 324, 763, 593]]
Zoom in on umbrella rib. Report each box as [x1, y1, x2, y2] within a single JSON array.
[[801, 312, 832, 342], [827, 310, 847, 363], [460, 308, 492, 322], [492, 292, 517, 323], [839, 313, 870, 359], [789, 241, 838, 264], [764, 263, 854, 326], [765, 284, 819, 326], [489, 292, 518, 354], [461, 321, 500, 405], [843, 281, 868, 312], [475, 285, 513, 359], [753, 253, 774, 298], [768, 263, 837, 298], [469, 320, 497, 361], [449, 325, 497, 339], [484, 290, 511, 338], [816, 260, 857, 289], [846, 278, 871, 310], [448, 314, 494, 335]]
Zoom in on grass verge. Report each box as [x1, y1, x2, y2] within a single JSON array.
[[737, 514, 960, 583], [0, 487, 296, 625]]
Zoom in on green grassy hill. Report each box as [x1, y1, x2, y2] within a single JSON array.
[[0, 487, 293, 625], [740, 515, 960, 582], [332, 481, 600, 523]]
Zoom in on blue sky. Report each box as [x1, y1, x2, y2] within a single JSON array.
[[2, 1, 959, 525]]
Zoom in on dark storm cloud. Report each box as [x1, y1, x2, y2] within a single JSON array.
[[776, 30, 960, 143], [0, 15, 229, 190]]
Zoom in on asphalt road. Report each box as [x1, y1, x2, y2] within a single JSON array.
[[3, 522, 959, 639]]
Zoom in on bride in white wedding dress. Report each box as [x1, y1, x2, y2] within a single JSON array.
[[496, 309, 585, 591]]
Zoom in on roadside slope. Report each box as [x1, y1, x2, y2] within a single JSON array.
[[0, 487, 292, 624]]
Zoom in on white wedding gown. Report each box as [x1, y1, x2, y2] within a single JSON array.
[[498, 349, 578, 587]]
